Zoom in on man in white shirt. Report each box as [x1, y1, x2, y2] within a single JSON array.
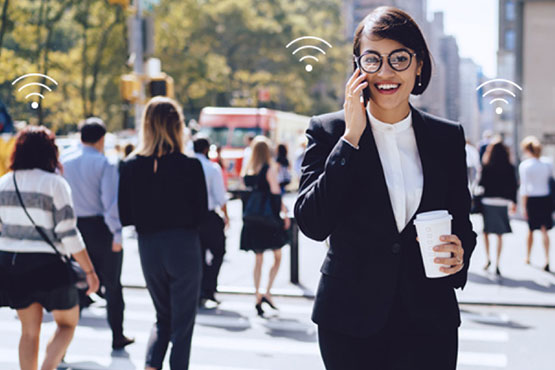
[[193, 137, 229, 306]]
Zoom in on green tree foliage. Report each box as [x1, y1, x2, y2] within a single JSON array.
[[156, 0, 349, 117], [0, 0, 349, 132]]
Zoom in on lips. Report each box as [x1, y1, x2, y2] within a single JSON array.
[[375, 82, 400, 95]]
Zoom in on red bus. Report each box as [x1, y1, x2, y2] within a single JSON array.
[[198, 107, 310, 191]]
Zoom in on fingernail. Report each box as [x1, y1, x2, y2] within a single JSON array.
[[433, 247, 439, 251], [434, 258, 439, 263], [440, 236, 446, 241]]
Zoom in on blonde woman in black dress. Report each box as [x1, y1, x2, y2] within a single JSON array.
[[240, 136, 290, 316]]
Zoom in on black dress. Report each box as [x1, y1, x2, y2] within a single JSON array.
[[240, 164, 287, 252]]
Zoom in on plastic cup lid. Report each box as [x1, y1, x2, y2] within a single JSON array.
[[414, 210, 452, 222]]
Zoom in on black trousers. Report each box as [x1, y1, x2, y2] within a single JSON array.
[[318, 296, 458, 370], [198, 211, 226, 299], [77, 216, 125, 340], [138, 228, 202, 370]]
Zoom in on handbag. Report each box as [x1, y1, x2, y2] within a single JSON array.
[[243, 190, 283, 228], [13, 172, 88, 291]]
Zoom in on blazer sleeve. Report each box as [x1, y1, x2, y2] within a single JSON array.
[[294, 116, 358, 241], [446, 125, 477, 289]]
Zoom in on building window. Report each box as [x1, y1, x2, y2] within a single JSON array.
[[506, 1, 515, 21], [505, 30, 515, 51]]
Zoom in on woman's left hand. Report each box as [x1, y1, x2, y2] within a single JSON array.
[[433, 234, 464, 275]]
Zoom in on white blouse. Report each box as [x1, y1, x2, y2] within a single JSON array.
[[367, 109, 423, 232], [519, 157, 552, 197]]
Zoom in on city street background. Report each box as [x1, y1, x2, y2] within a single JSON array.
[[1, 194, 553, 369]]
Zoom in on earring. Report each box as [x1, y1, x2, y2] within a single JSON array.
[[417, 74, 422, 87]]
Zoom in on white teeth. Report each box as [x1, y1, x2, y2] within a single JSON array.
[[377, 84, 399, 90]]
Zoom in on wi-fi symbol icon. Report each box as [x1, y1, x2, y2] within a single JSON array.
[[476, 78, 522, 115], [11, 73, 59, 110], [286, 36, 333, 72]]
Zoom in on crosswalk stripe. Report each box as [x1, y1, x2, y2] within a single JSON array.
[[0, 349, 271, 370], [458, 329, 509, 342], [458, 352, 508, 368], [120, 294, 314, 315]]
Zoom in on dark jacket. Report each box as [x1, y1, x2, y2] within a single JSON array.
[[294, 106, 477, 338], [118, 152, 208, 234], [479, 163, 518, 203]]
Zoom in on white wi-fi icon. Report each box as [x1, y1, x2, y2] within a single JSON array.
[[476, 78, 522, 115], [11, 73, 59, 110], [286, 36, 333, 72]]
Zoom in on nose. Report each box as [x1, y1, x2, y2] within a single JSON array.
[[377, 60, 395, 77]]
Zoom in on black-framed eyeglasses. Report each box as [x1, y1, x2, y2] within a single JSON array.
[[354, 48, 417, 74]]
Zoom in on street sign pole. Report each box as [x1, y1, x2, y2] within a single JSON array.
[[133, 0, 144, 130]]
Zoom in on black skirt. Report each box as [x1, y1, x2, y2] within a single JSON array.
[[526, 196, 553, 230], [482, 204, 512, 234], [240, 221, 287, 253], [0, 251, 77, 311]]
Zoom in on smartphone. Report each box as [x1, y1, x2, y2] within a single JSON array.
[[353, 60, 370, 106]]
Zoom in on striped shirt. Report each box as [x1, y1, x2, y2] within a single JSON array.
[[0, 169, 86, 256]]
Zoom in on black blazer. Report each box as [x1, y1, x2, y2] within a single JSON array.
[[294, 106, 477, 338]]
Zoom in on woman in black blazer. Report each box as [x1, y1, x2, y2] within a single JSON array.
[[294, 6, 476, 370]]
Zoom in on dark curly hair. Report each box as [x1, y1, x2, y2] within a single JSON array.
[[10, 126, 60, 173]]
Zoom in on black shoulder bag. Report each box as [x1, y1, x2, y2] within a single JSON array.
[[13, 172, 88, 291], [242, 168, 283, 229]]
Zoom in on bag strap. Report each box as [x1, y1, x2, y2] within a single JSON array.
[[12, 172, 67, 262]]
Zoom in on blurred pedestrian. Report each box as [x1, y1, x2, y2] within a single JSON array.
[[193, 136, 229, 307], [119, 97, 208, 370], [215, 145, 229, 189], [479, 138, 518, 276], [61, 117, 133, 350], [519, 136, 552, 271], [0, 126, 99, 370], [479, 129, 493, 161], [242, 133, 255, 173], [123, 143, 135, 158], [293, 135, 307, 181], [294, 7, 475, 370], [276, 143, 292, 194], [240, 136, 290, 316]]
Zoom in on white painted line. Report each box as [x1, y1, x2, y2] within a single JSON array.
[[458, 352, 508, 368], [459, 329, 509, 342], [0, 349, 269, 370], [120, 295, 314, 315], [0, 322, 320, 356]]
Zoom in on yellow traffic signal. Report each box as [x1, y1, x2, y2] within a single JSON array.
[[147, 73, 174, 98], [120, 74, 141, 103], [108, 0, 130, 7]]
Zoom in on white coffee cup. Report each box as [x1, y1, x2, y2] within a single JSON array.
[[413, 210, 453, 278]]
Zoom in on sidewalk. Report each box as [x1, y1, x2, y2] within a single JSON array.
[[121, 196, 555, 307]]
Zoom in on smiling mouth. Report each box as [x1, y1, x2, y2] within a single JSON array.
[[375, 83, 400, 94]]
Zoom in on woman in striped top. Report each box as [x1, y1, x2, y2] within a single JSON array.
[[0, 126, 99, 370]]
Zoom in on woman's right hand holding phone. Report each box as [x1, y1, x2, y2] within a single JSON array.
[[343, 68, 368, 148]]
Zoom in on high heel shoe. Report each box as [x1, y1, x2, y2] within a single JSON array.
[[495, 266, 501, 276], [544, 264, 550, 272], [483, 261, 491, 271], [255, 302, 264, 316], [262, 296, 278, 310]]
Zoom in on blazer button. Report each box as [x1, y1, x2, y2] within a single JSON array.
[[340, 158, 346, 166], [392, 243, 401, 254]]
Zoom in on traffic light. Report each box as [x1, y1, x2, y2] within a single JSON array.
[[108, 0, 129, 7], [147, 73, 174, 98], [120, 74, 141, 103]]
